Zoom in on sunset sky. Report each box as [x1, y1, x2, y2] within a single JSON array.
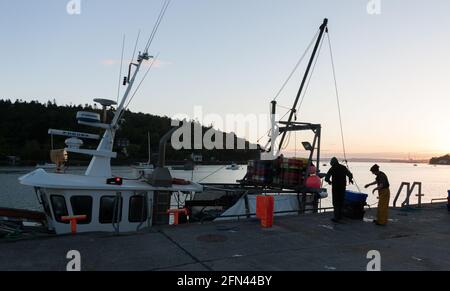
[[0, 0, 449, 159]]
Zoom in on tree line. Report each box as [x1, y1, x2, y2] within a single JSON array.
[[429, 154, 450, 165], [0, 99, 260, 165]]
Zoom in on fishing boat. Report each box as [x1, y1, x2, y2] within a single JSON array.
[[182, 18, 367, 222], [184, 19, 335, 222], [19, 45, 202, 234], [17, 1, 203, 235]]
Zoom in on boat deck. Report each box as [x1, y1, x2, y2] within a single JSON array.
[[1, 203, 449, 271]]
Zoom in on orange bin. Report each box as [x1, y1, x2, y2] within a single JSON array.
[[167, 208, 189, 225], [256, 196, 274, 228]]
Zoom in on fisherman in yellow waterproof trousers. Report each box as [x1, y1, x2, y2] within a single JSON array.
[[364, 164, 391, 226]]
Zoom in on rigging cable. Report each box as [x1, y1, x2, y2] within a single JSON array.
[[256, 107, 291, 145], [272, 30, 319, 102], [327, 31, 361, 192], [125, 54, 160, 111], [297, 31, 326, 113], [131, 30, 141, 62], [144, 0, 171, 53], [275, 103, 293, 111], [278, 31, 325, 151], [118, 0, 171, 120], [327, 32, 346, 162], [197, 165, 227, 183], [259, 30, 319, 151]]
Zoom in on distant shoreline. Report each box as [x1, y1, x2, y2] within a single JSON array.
[[1, 159, 443, 168]]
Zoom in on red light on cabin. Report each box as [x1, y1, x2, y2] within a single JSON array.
[[106, 177, 123, 185]]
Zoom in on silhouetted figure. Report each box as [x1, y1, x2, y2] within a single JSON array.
[[325, 157, 354, 222], [365, 164, 390, 226]]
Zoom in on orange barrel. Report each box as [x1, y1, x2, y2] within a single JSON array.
[[261, 196, 274, 228], [256, 196, 265, 219], [167, 208, 189, 225]]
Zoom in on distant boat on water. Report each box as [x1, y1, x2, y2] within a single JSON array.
[[226, 163, 240, 170]]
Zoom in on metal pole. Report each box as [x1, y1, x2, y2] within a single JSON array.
[[147, 132, 151, 164], [317, 126, 321, 173], [278, 18, 328, 150], [158, 127, 179, 167]]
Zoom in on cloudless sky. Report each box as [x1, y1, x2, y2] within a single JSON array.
[[0, 0, 449, 159]]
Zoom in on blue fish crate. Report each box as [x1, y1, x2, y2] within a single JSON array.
[[345, 190, 368, 203], [447, 190, 450, 211]]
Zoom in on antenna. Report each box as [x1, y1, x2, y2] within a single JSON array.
[[69, 0, 172, 178], [124, 30, 141, 85], [94, 98, 117, 123], [117, 34, 126, 103]]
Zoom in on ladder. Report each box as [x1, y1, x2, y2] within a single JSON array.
[[393, 182, 424, 208]]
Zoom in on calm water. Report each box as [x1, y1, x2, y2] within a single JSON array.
[[0, 162, 449, 211]]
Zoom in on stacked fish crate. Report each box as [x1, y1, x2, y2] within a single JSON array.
[[247, 160, 273, 184], [245, 157, 309, 189]]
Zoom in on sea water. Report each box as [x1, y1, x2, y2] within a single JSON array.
[[0, 162, 448, 211]]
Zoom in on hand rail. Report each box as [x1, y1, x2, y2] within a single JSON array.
[[112, 192, 122, 234], [393, 182, 424, 208], [431, 198, 447, 204]]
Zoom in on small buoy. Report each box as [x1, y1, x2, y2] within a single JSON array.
[[306, 175, 321, 188]]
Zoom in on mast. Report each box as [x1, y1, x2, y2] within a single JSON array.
[[111, 52, 150, 129], [85, 51, 151, 177], [277, 18, 328, 151]]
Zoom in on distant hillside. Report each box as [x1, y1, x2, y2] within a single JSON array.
[[430, 154, 450, 165], [0, 99, 259, 165]]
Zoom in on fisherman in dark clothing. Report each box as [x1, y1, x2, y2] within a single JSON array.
[[325, 157, 354, 223]]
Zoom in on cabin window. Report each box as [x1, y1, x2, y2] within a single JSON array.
[[129, 195, 148, 222], [38, 190, 52, 219], [70, 196, 93, 224], [99, 195, 122, 224], [50, 195, 69, 224]]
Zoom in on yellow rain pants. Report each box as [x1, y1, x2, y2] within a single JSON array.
[[377, 188, 390, 225]]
